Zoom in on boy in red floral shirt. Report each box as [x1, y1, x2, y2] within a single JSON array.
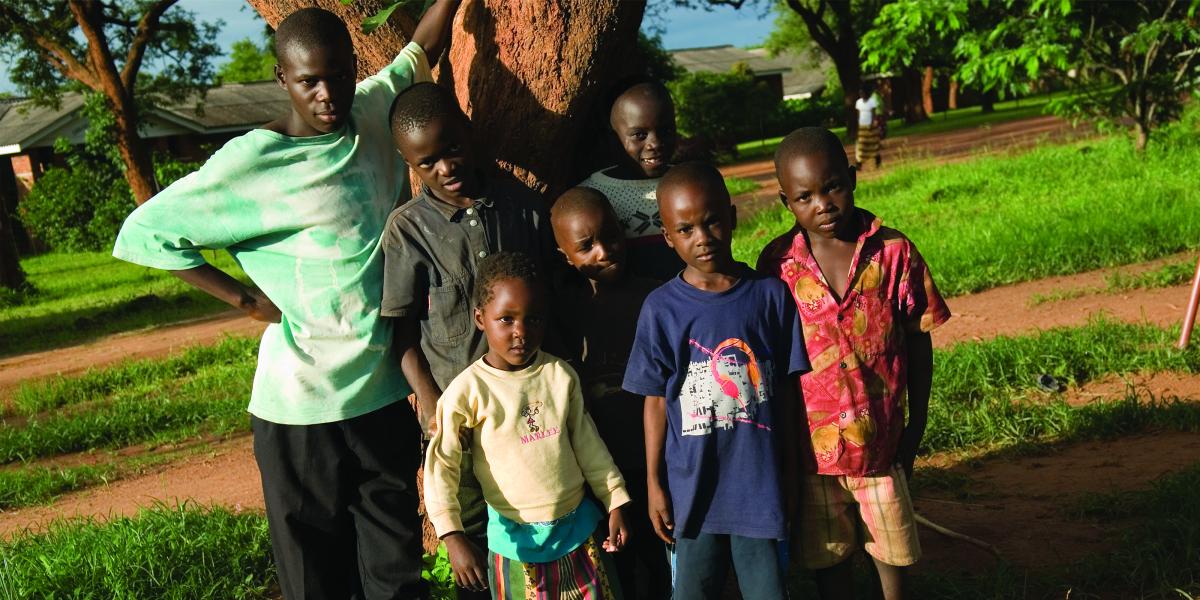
[[756, 127, 950, 600]]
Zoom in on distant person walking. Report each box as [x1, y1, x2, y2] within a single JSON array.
[[855, 87, 883, 170]]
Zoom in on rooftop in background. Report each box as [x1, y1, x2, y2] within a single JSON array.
[[669, 44, 829, 100], [0, 80, 286, 156]]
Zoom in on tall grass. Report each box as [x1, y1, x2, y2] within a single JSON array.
[[925, 318, 1200, 452], [0, 250, 250, 356], [0, 337, 257, 464], [734, 129, 1200, 296], [0, 504, 276, 599]]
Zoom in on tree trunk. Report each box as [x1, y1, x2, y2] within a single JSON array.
[[902, 69, 928, 124], [248, 0, 645, 200], [0, 159, 25, 291], [1135, 121, 1150, 152], [921, 66, 934, 116], [980, 88, 996, 113], [112, 106, 159, 204], [948, 79, 958, 110]]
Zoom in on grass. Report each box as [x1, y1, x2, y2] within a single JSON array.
[[925, 318, 1200, 453], [0, 250, 250, 357], [733, 130, 1200, 297], [0, 336, 257, 464], [724, 175, 761, 196], [1027, 258, 1196, 306], [0, 504, 277, 599], [732, 93, 1055, 163]]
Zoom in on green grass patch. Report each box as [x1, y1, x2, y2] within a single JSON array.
[[1106, 260, 1196, 292], [0, 504, 277, 599], [0, 337, 257, 464], [0, 463, 119, 511], [925, 318, 1200, 453], [734, 130, 1200, 296], [0, 250, 250, 357], [724, 175, 762, 196], [732, 93, 1054, 163]]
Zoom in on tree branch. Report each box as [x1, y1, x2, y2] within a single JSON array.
[[0, 3, 99, 89], [785, 0, 837, 53], [121, 0, 178, 90]]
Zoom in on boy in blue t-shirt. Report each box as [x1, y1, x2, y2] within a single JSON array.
[[623, 162, 809, 599]]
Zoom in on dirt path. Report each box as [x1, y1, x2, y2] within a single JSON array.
[[0, 310, 265, 399], [4, 253, 1195, 544], [0, 435, 262, 538], [721, 114, 1097, 216]]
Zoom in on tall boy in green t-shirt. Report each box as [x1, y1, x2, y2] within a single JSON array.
[[112, 4, 458, 598]]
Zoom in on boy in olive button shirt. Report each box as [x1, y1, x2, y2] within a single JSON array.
[[380, 81, 555, 600]]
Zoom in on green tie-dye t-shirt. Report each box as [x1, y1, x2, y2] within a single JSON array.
[[113, 43, 431, 425]]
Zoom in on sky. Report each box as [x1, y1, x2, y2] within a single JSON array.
[[0, 1, 775, 95]]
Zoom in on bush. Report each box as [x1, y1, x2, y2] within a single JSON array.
[[669, 64, 780, 155], [20, 154, 201, 252], [762, 96, 842, 137]]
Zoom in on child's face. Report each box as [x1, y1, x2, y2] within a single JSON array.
[[553, 205, 627, 285], [275, 42, 357, 136], [394, 113, 480, 206], [474, 277, 547, 371], [610, 91, 677, 178], [778, 151, 857, 240], [660, 183, 736, 274]]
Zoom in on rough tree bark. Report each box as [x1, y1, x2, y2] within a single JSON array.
[[247, 0, 646, 199]]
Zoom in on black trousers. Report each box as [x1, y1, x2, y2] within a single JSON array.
[[252, 401, 427, 600]]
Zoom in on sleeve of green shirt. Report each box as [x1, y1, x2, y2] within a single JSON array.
[[353, 41, 433, 133]]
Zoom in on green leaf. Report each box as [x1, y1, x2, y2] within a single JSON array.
[[361, 1, 404, 34]]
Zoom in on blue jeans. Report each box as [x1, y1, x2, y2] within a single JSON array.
[[672, 533, 786, 599]]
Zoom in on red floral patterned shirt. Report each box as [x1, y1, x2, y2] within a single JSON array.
[[757, 210, 950, 476]]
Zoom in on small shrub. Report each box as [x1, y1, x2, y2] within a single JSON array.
[[19, 154, 200, 252]]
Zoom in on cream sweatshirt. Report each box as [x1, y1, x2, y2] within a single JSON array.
[[424, 352, 631, 537]]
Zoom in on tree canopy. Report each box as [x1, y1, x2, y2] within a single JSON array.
[[0, 1, 221, 202], [862, 0, 1200, 150]]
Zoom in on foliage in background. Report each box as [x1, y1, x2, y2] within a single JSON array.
[[862, 0, 1200, 150], [218, 38, 277, 84], [669, 64, 780, 155], [635, 32, 685, 83], [0, 1, 221, 203]]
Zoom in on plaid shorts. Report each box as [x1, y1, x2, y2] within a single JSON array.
[[798, 465, 921, 569]]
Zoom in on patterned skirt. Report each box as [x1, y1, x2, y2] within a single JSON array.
[[856, 126, 881, 162], [488, 535, 623, 600]]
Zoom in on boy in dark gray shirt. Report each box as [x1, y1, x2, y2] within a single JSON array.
[[381, 81, 554, 598]]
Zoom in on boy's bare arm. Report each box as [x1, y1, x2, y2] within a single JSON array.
[[897, 331, 933, 479], [393, 316, 442, 437], [644, 395, 675, 543], [170, 264, 280, 323], [411, 0, 461, 65]]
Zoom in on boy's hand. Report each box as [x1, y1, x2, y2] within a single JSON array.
[[443, 532, 488, 593], [603, 506, 630, 552], [646, 481, 675, 544], [895, 430, 920, 480], [240, 287, 282, 323]]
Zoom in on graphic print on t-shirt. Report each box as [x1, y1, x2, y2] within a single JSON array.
[[680, 338, 774, 436]]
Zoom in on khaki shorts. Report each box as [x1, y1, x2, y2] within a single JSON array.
[[798, 465, 921, 569]]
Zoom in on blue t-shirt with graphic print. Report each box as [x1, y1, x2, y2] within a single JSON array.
[[623, 266, 809, 540]]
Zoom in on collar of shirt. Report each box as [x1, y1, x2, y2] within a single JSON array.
[[420, 179, 496, 222], [785, 208, 883, 305]]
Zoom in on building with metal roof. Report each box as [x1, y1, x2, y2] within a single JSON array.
[[669, 45, 829, 100]]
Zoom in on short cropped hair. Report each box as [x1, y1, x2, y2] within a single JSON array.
[[774, 127, 849, 173], [604, 77, 673, 124], [274, 8, 351, 61], [472, 251, 542, 309], [389, 82, 469, 138], [657, 161, 730, 208], [551, 187, 615, 226]]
